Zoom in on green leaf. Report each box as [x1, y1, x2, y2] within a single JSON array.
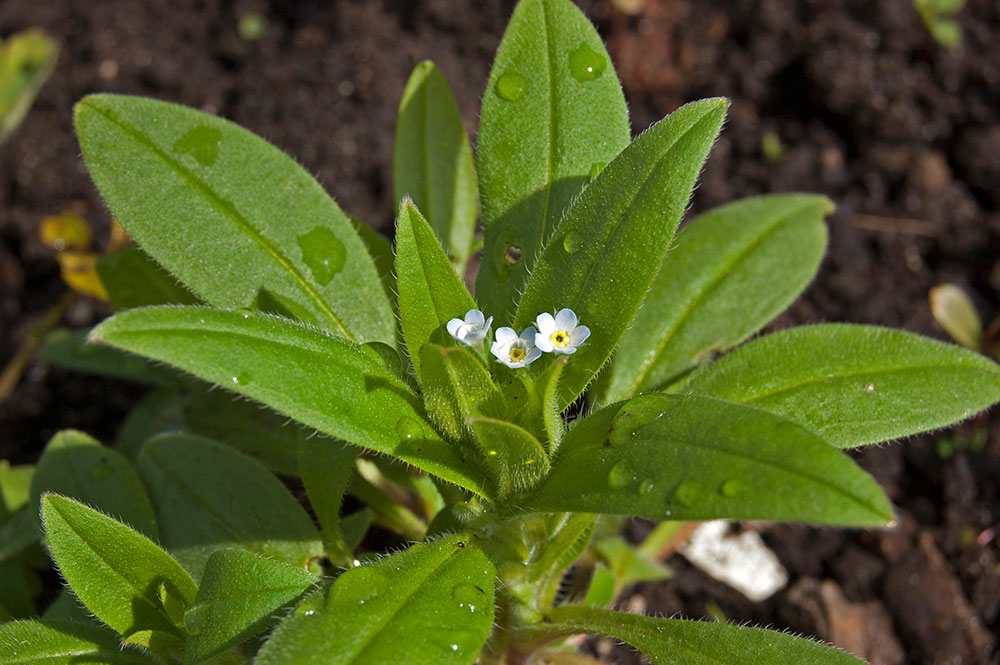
[[468, 417, 549, 498], [31, 430, 158, 539], [97, 245, 201, 309], [39, 328, 182, 388], [523, 393, 893, 526], [184, 549, 318, 665], [419, 343, 500, 442], [684, 324, 1000, 447], [255, 534, 495, 665], [74, 94, 394, 344], [596, 194, 831, 403], [40, 494, 198, 641], [394, 61, 478, 270], [476, 0, 630, 321], [0, 559, 39, 618], [0, 619, 161, 665], [348, 215, 397, 308], [0, 461, 33, 524], [395, 200, 478, 384], [513, 98, 728, 410], [137, 434, 323, 581], [298, 437, 357, 565], [91, 306, 490, 497], [592, 536, 670, 589], [546, 606, 868, 665]]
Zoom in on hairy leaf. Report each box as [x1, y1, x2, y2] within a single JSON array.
[[597, 194, 830, 403], [298, 438, 357, 565], [40, 494, 197, 641], [91, 306, 490, 496], [394, 61, 478, 270], [523, 393, 893, 526], [547, 605, 867, 665], [39, 328, 181, 388], [0, 619, 160, 665], [476, 0, 630, 321], [685, 324, 1000, 447], [396, 200, 478, 383], [514, 98, 728, 410], [75, 94, 394, 343], [184, 549, 318, 664], [255, 534, 495, 665], [137, 434, 323, 581]]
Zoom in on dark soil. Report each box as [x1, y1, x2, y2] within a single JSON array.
[[1, 1, 998, 663]]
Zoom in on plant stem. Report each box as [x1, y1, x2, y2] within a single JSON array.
[[0, 290, 77, 404]]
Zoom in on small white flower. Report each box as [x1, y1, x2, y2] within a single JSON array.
[[535, 308, 590, 354], [446, 309, 493, 346], [491, 326, 542, 368]]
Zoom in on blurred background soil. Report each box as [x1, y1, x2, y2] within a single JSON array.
[[1, 1, 998, 663]]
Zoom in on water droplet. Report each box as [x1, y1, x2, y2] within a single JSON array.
[[297, 227, 346, 286], [330, 566, 388, 606], [173, 125, 223, 166], [639, 478, 655, 494], [88, 462, 114, 482], [607, 459, 636, 489], [673, 479, 702, 507], [720, 478, 744, 497], [293, 592, 325, 617], [864, 383, 875, 392], [503, 244, 524, 266], [452, 583, 486, 613], [496, 72, 527, 100], [184, 604, 209, 635], [562, 231, 583, 254], [568, 42, 606, 82], [237, 307, 255, 319], [395, 416, 424, 441], [231, 370, 253, 386]]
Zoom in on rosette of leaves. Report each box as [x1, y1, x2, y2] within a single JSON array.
[[4, 1, 1000, 664]]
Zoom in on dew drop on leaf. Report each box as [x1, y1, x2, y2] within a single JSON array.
[[673, 479, 702, 507], [503, 244, 524, 266], [562, 231, 583, 254], [720, 478, 744, 497], [395, 416, 424, 441], [495, 72, 527, 100], [451, 583, 486, 613], [293, 591, 325, 617], [231, 370, 253, 385], [607, 459, 636, 489], [172, 125, 223, 166], [297, 227, 346, 286], [329, 566, 389, 606], [639, 478, 655, 494], [568, 43, 606, 82]]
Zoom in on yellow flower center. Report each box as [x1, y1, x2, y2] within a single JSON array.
[[550, 331, 569, 348], [509, 347, 527, 362]]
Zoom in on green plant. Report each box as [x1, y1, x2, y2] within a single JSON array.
[[0, 28, 58, 144], [912, 0, 965, 47], [4, 1, 1000, 663]]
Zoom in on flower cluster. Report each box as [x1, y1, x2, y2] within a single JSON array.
[[446, 308, 590, 369]]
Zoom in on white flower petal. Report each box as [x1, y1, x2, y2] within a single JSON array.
[[524, 347, 542, 364], [466, 309, 485, 326], [518, 326, 538, 345], [571, 325, 591, 346], [446, 318, 464, 339], [483, 316, 494, 332], [554, 308, 578, 331], [495, 326, 518, 344], [535, 332, 554, 353], [490, 340, 508, 362], [534, 313, 556, 335]]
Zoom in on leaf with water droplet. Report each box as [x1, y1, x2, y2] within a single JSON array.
[[720, 478, 744, 498], [523, 393, 894, 526], [75, 94, 394, 344], [183, 548, 318, 664], [296, 227, 346, 286], [476, 0, 630, 323], [255, 534, 495, 665], [568, 42, 606, 81], [172, 125, 222, 166]]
